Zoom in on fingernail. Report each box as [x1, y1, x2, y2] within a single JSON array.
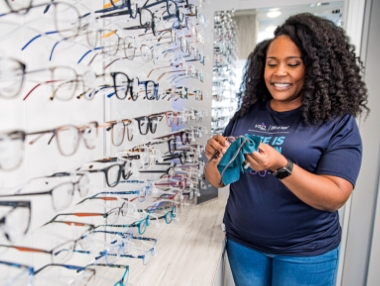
[[225, 141, 230, 147], [222, 147, 228, 154]]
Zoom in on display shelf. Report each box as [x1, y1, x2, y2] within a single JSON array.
[[94, 196, 228, 286]]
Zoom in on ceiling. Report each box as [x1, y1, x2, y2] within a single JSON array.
[[233, 1, 344, 43]]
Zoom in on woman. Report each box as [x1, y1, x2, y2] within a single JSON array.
[[204, 13, 369, 286]]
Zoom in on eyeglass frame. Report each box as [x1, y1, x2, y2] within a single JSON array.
[[0, 179, 88, 211], [27, 121, 99, 157], [134, 115, 163, 136], [78, 161, 132, 188], [0, 201, 31, 241]]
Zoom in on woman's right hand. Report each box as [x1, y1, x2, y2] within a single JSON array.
[[205, 134, 231, 161]]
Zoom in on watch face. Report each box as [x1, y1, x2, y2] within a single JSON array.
[[274, 168, 291, 179], [273, 159, 293, 179]]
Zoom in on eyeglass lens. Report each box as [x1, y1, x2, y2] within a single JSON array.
[[55, 126, 81, 156], [0, 132, 25, 171], [0, 58, 24, 99], [1, 207, 30, 242]]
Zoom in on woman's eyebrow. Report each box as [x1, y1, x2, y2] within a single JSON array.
[[266, 56, 302, 59]]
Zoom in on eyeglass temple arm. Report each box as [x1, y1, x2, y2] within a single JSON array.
[[97, 8, 131, 20], [76, 85, 103, 100], [34, 263, 86, 276], [95, 4, 122, 14], [21, 31, 59, 51], [147, 65, 171, 78], [23, 80, 58, 101], [156, 71, 173, 82], [123, 25, 148, 32], [104, 57, 126, 70], [50, 36, 81, 61], [27, 131, 55, 145], [0, 245, 51, 254], [139, 169, 169, 173]]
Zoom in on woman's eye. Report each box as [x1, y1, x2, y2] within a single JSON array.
[[267, 63, 277, 67], [288, 63, 300, 67]]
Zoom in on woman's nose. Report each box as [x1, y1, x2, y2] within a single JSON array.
[[273, 63, 288, 76]]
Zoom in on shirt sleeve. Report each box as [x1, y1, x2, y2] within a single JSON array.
[[316, 114, 362, 187]]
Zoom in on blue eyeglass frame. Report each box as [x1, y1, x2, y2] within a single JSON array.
[[0, 260, 34, 285], [76, 186, 152, 205], [0, 261, 96, 285]]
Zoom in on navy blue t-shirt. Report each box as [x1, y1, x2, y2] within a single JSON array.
[[223, 100, 362, 256]]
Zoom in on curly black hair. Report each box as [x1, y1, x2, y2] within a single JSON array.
[[232, 13, 369, 124]]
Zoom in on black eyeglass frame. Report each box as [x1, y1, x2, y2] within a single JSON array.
[[134, 115, 163, 136], [0, 201, 32, 241], [79, 161, 132, 188], [110, 72, 136, 100], [95, 0, 139, 19], [0, 180, 86, 211]]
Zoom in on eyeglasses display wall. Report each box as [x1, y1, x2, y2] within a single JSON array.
[[0, 0, 212, 284], [211, 10, 239, 136]]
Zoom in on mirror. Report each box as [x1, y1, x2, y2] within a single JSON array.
[[211, 1, 344, 135]]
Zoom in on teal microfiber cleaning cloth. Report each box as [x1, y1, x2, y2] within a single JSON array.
[[217, 134, 261, 185]]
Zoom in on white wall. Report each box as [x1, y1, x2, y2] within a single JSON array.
[[0, 0, 210, 280], [346, 0, 380, 285]]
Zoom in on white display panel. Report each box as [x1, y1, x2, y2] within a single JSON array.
[[0, 0, 211, 284]]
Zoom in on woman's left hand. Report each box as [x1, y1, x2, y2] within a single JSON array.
[[244, 143, 288, 172]]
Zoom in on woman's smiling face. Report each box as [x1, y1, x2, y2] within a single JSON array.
[[264, 35, 305, 111]]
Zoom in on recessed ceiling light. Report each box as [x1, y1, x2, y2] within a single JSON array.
[[267, 11, 281, 18]]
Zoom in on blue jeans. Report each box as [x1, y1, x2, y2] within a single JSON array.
[[226, 239, 340, 286]]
